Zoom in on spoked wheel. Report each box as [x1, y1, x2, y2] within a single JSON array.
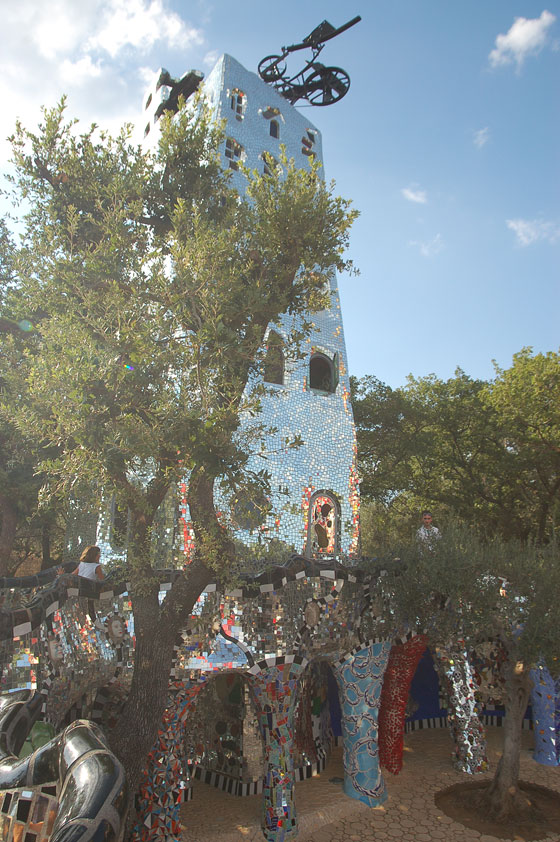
[[304, 66, 350, 105], [258, 54, 287, 83]]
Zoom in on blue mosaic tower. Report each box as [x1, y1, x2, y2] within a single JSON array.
[[143, 55, 359, 560]]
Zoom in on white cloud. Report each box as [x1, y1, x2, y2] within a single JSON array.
[[60, 56, 103, 86], [203, 50, 220, 68], [0, 0, 207, 171], [489, 10, 556, 69], [473, 127, 490, 149], [25, 2, 93, 60], [138, 65, 159, 86], [506, 218, 560, 246], [401, 185, 427, 204], [87, 0, 204, 58], [409, 233, 444, 258]]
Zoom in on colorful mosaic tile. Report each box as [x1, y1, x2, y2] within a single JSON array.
[[531, 662, 560, 766], [248, 658, 307, 842], [434, 644, 488, 774], [379, 633, 428, 774]]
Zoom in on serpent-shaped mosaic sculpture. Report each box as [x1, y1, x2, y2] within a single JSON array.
[[0, 689, 129, 842]]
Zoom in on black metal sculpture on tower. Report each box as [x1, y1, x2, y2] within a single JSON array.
[[258, 15, 361, 106]]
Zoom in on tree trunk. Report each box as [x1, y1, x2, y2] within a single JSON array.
[[111, 588, 175, 795], [485, 659, 532, 821], [536, 500, 549, 546], [109, 474, 225, 839], [0, 493, 17, 576], [41, 521, 52, 570], [109, 507, 177, 837], [188, 464, 238, 575]]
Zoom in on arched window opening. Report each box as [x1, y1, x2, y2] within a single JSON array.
[[307, 492, 339, 557], [309, 352, 336, 393], [230, 88, 246, 121], [263, 331, 284, 384], [225, 137, 243, 170], [269, 119, 279, 139]]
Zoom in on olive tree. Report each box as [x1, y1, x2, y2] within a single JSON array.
[[2, 97, 357, 817], [382, 523, 560, 822]]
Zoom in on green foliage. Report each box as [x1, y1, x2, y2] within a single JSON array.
[[488, 349, 560, 542], [1, 98, 356, 580], [353, 350, 560, 545], [0, 219, 66, 572], [360, 500, 419, 556], [374, 521, 560, 676]]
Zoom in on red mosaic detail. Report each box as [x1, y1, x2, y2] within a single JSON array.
[[378, 635, 428, 774]]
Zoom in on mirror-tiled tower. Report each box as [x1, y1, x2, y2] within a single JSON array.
[[111, 54, 360, 560]]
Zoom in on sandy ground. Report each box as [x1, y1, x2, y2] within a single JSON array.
[[180, 727, 560, 842]]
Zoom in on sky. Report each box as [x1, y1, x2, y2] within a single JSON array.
[[0, 0, 558, 388]]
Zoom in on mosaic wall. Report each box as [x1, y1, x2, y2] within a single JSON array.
[[378, 633, 428, 775], [433, 643, 488, 774], [249, 657, 307, 842], [1, 563, 556, 842], [91, 53, 360, 567], [0, 583, 133, 731], [183, 673, 254, 781], [531, 663, 560, 767], [133, 677, 206, 842]]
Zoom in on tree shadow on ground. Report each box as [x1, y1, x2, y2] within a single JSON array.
[[435, 780, 560, 841]]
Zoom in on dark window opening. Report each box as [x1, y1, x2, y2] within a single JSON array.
[[225, 137, 243, 170], [144, 123, 150, 137], [263, 332, 284, 384], [269, 119, 279, 139], [262, 152, 278, 176], [145, 93, 152, 110], [309, 353, 335, 393], [302, 129, 317, 156], [230, 88, 245, 120]]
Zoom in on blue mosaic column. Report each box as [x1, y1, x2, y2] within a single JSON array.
[[332, 639, 391, 806], [248, 657, 307, 842], [531, 663, 560, 766]]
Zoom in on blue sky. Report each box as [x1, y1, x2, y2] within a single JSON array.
[[0, 1, 557, 387]]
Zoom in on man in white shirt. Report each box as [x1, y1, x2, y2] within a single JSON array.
[[416, 511, 440, 545]]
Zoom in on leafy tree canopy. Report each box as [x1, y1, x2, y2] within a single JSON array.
[[1, 97, 357, 576], [352, 349, 560, 549], [371, 520, 560, 821], [0, 94, 357, 811]]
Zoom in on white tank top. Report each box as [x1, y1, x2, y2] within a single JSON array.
[[77, 561, 101, 580]]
